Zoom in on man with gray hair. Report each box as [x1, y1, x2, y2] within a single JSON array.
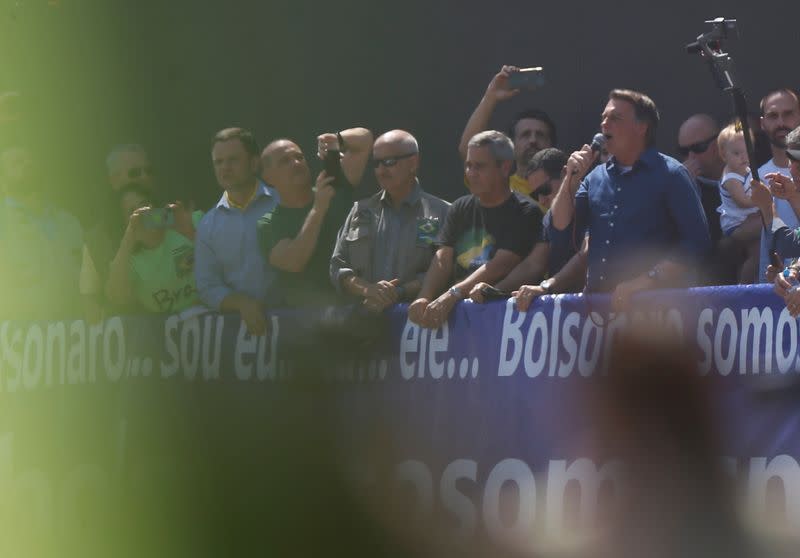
[[81, 143, 158, 320], [331, 129, 450, 312], [408, 130, 541, 328], [105, 143, 155, 194]]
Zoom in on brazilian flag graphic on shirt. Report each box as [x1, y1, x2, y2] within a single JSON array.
[[455, 228, 495, 272]]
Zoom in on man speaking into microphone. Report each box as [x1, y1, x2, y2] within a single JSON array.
[[549, 89, 711, 309]]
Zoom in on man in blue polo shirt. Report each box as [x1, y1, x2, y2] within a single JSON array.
[[195, 127, 279, 335], [549, 89, 710, 309]]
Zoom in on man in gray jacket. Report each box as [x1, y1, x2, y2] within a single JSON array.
[[330, 130, 450, 311]]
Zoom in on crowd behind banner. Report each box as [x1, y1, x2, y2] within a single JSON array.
[[4, 73, 800, 327]]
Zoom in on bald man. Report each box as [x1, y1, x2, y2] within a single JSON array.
[[331, 130, 450, 311], [257, 127, 372, 306], [677, 114, 725, 265]]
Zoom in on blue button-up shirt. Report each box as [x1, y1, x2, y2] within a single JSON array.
[[571, 148, 710, 292], [195, 181, 280, 309]]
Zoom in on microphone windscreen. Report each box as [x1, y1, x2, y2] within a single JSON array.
[[591, 133, 606, 152]]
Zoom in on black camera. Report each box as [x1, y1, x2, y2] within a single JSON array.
[[686, 17, 738, 55]]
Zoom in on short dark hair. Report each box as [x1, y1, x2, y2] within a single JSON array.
[[212, 127, 259, 157], [509, 109, 557, 147], [524, 147, 568, 179], [609, 89, 659, 146], [759, 88, 800, 116]]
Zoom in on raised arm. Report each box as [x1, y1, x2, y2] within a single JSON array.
[[105, 207, 146, 306], [263, 172, 335, 273], [318, 127, 373, 187], [457, 66, 520, 160], [551, 145, 596, 231]]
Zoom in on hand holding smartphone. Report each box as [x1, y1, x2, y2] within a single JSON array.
[[507, 67, 545, 91], [142, 207, 175, 229]]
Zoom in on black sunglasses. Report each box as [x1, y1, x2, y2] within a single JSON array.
[[677, 133, 719, 158], [372, 152, 416, 169], [127, 166, 154, 180], [531, 184, 553, 201]]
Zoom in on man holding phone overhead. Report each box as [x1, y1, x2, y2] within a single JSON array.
[[458, 65, 557, 200], [257, 127, 373, 307]]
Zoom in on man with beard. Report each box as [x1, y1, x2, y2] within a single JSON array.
[[258, 127, 372, 306], [458, 65, 557, 200], [755, 88, 800, 280]]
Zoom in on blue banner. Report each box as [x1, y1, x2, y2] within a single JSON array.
[[1, 284, 800, 548]]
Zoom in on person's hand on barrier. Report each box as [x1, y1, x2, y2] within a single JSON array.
[[420, 290, 459, 329], [566, 145, 597, 182], [611, 275, 653, 313], [316, 133, 339, 160], [765, 173, 799, 201], [313, 171, 336, 214], [774, 267, 797, 299], [468, 282, 491, 304], [513, 284, 546, 312], [407, 297, 430, 325], [486, 65, 520, 103], [363, 279, 400, 310], [238, 297, 268, 336]]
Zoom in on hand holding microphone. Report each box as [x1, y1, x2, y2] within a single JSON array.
[[566, 133, 606, 182]]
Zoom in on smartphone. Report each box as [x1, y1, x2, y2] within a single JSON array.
[[480, 285, 513, 300], [324, 150, 343, 188], [507, 67, 545, 91], [142, 207, 174, 229]]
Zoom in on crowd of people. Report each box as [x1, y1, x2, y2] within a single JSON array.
[[3, 69, 800, 328]]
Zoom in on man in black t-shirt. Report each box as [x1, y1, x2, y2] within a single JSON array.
[[408, 130, 542, 329], [257, 128, 373, 306]]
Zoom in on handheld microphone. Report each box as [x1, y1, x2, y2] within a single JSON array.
[[568, 133, 606, 176], [590, 133, 606, 153]]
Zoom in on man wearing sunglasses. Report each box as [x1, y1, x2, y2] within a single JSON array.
[[258, 127, 373, 307], [82, 143, 158, 320], [409, 131, 541, 329], [331, 130, 450, 312], [106, 143, 156, 194], [755, 89, 800, 282], [468, 147, 588, 305], [677, 114, 724, 242]]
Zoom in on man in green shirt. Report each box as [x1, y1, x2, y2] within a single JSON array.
[[257, 127, 373, 306]]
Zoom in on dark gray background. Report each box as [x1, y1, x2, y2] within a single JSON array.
[[2, 0, 799, 222]]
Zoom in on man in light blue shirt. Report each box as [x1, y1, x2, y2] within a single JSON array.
[[195, 127, 279, 335]]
